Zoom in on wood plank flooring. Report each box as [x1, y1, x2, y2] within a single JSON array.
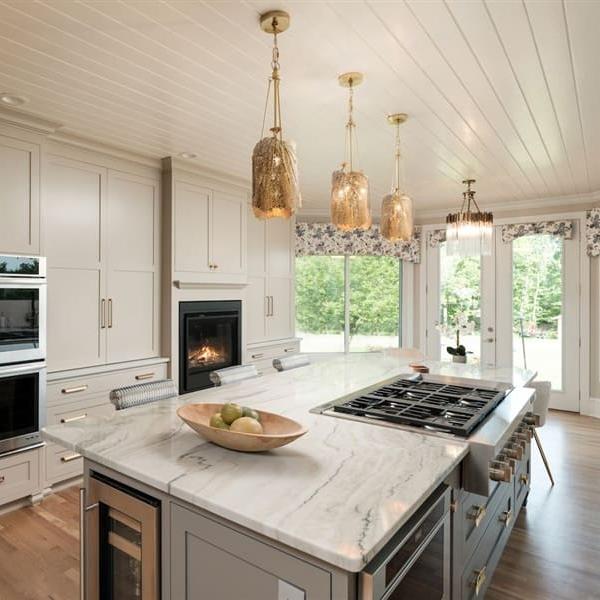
[[0, 412, 598, 599]]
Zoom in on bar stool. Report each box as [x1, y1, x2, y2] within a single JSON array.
[[110, 379, 178, 410], [529, 380, 555, 485], [209, 364, 259, 386], [273, 355, 311, 372]]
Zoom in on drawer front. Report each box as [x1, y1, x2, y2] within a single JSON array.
[[0, 449, 40, 505], [246, 341, 299, 363], [48, 363, 168, 406], [45, 442, 83, 484], [461, 487, 513, 600], [458, 480, 509, 562], [47, 399, 115, 427]]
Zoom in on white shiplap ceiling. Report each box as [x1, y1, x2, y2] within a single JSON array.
[[0, 0, 598, 214]]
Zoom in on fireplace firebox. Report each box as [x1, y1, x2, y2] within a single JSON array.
[[179, 300, 241, 394]]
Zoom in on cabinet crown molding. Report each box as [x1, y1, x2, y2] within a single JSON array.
[[0, 106, 62, 135]]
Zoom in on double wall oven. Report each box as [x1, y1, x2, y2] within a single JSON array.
[[0, 255, 47, 455]]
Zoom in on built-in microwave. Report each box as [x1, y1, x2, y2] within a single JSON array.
[[0, 361, 46, 455], [0, 255, 47, 365]]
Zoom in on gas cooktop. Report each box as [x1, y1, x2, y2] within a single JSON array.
[[323, 374, 510, 437]]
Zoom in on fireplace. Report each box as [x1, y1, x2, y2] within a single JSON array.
[[179, 300, 241, 394]]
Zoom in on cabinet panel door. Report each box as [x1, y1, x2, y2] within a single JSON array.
[[267, 218, 294, 277], [247, 206, 266, 276], [211, 191, 245, 275], [45, 159, 104, 269], [47, 268, 104, 370], [246, 276, 267, 344], [174, 182, 210, 273], [107, 271, 156, 362], [267, 277, 293, 341], [0, 136, 40, 254]]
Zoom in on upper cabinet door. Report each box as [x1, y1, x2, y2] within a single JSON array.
[[267, 218, 294, 278], [174, 181, 210, 274], [45, 157, 106, 370], [106, 171, 160, 363], [211, 190, 246, 276], [0, 136, 40, 255], [247, 206, 267, 276]]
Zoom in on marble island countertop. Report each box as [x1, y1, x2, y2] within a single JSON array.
[[43, 354, 535, 572]]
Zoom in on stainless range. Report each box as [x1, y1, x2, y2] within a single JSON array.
[[313, 372, 536, 497]]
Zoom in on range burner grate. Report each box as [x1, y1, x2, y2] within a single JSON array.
[[332, 377, 508, 437]]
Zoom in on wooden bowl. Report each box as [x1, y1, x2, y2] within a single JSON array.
[[177, 403, 308, 452]]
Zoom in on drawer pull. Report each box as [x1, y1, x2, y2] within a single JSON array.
[[135, 372, 155, 380], [499, 508, 513, 527], [60, 453, 81, 463], [468, 505, 487, 528], [60, 413, 87, 424], [283, 348, 296, 353], [0, 476, 5, 484], [519, 473, 529, 485], [61, 385, 88, 395], [251, 353, 264, 359], [473, 566, 487, 596]]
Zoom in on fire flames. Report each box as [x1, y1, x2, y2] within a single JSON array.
[[188, 344, 226, 368]]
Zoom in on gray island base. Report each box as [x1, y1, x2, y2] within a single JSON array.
[[43, 354, 534, 599]]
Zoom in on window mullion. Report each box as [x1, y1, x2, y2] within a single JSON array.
[[344, 255, 350, 353]]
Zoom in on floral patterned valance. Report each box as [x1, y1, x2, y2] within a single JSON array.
[[295, 223, 421, 263], [501, 220, 573, 243], [428, 229, 447, 247], [586, 209, 600, 257]]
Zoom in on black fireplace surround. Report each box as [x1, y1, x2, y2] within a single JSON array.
[[178, 300, 241, 394]]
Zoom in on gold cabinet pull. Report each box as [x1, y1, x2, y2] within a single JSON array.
[[473, 566, 487, 596], [499, 508, 513, 527], [0, 476, 5, 484], [251, 353, 264, 359], [60, 453, 81, 463], [284, 347, 295, 353], [61, 385, 88, 395], [468, 505, 487, 528], [135, 372, 155, 380], [520, 473, 529, 485], [60, 413, 87, 424], [101, 298, 106, 329], [108, 298, 113, 328]]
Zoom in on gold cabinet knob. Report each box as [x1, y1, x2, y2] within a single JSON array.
[[473, 566, 487, 596], [468, 505, 487, 528]]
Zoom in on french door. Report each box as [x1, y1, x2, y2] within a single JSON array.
[[426, 220, 581, 412]]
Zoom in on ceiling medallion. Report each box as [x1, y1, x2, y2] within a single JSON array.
[[251, 10, 300, 220], [380, 113, 413, 242], [446, 179, 493, 257], [330, 72, 372, 231]]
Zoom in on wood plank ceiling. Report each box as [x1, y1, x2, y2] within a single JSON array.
[[0, 0, 597, 214]]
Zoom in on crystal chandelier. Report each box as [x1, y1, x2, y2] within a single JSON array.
[[330, 72, 371, 230], [446, 179, 493, 257], [381, 113, 413, 242], [252, 11, 300, 220]]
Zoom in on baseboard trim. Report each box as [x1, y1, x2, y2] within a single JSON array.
[[581, 396, 600, 419]]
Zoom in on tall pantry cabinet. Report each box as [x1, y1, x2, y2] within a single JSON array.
[[45, 155, 161, 372]]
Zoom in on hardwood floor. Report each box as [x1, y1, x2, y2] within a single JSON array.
[[0, 412, 598, 599]]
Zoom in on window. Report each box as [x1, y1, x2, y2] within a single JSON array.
[[295, 255, 402, 353]]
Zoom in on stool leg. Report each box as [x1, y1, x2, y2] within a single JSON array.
[[533, 427, 555, 486]]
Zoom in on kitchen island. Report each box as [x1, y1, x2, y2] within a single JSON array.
[[43, 354, 535, 599]]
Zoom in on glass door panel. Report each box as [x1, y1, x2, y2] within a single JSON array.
[[438, 243, 482, 364], [512, 235, 564, 390], [349, 256, 401, 352]]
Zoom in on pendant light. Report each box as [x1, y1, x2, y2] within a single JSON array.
[[446, 179, 493, 257], [330, 72, 371, 230], [252, 11, 300, 220], [381, 113, 413, 242]]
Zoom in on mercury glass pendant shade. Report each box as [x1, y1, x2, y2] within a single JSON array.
[[381, 191, 413, 241], [330, 168, 372, 230], [252, 10, 300, 220], [446, 179, 493, 257]]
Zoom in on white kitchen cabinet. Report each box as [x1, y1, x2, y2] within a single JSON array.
[[45, 156, 160, 371], [246, 208, 296, 345], [173, 179, 246, 284], [0, 135, 40, 255]]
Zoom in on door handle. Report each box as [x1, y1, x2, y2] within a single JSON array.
[[101, 299, 106, 329], [270, 296, 274, 317], [108, 298, 113, 328], [265, 296, 269, 317]]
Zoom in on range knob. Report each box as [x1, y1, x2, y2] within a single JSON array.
[[489, 461, 513, 483], [523, 414, 537, 426], [504, 443, 523, 461]]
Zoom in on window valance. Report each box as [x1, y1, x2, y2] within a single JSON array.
[[295, 223, 421, 263], [586, 209, 600, 257], [428, 229, 447, 247], [501, 220, 573, 243]]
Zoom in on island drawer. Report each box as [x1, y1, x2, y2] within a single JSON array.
[[460, 489, 513, 600], [45, 442, 83, 484], [47, 362, 168, 407], [457, 480, 511, 563], [0, 448, 40, 506], [171, 503, 332, 599]]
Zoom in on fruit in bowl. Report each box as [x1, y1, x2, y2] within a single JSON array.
[[210, 403, 263, 434]]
